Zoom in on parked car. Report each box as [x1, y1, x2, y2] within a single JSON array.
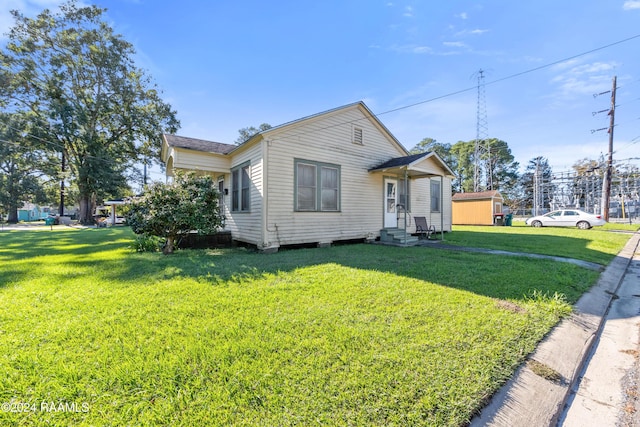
[[525, 209, 606, 229]]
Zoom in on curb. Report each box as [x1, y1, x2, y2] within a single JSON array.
[[470, 231, 640, 427]]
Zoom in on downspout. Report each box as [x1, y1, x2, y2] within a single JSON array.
[[263, 139, 279, 245]]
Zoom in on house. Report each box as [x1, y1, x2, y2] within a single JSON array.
[[17, 203, 49, 222], [161, 101, 455, 251], [452, 190, 504, 225]]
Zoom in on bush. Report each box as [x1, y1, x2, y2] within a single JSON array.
[[130, 234, 162, 253], [126, 172, 223, 254]]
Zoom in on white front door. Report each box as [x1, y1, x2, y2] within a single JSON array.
[[384, 178, 397, 228]]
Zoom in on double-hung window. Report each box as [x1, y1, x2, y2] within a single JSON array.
[[430, 179, 441, 213], [231, 162, 251, 212], [397, 177, 410, 211], [295, 160, 340, 212]]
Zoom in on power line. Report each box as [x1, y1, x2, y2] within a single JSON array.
[[4, 125, 65, 151], [269, 33, 640, 145], [2, 125, 143, 167], [4, 32, 640, 184], [378, 33, 640, 117]]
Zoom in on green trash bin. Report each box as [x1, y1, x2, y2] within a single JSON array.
[[45, 217, 55, 226], [505, 213, 513, 226]]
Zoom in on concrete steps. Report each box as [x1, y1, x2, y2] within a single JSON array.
[[380, 228, 420, 246]]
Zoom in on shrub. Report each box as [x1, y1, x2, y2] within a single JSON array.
[[130, 234, 161, 252], [126, 172, 223, 254]]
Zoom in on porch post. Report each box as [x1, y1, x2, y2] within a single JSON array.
[[403, 168, 408, 245], [440, 174, 444, 241]]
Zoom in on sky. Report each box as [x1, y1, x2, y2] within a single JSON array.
[[2, 0, 640, 182]]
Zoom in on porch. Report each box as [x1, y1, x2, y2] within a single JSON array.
[[368, 152, 455, 246]]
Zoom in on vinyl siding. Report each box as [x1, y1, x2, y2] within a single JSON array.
[[170, 147, 231, 174], [165, 103, 453, 248], [261, 107, 406, 247], [224, 143, 263, 245], [427, 177, 452, 232], [398, 177, 452, 233]]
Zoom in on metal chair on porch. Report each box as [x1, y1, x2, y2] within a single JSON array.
[[414, 216, 436, 240]]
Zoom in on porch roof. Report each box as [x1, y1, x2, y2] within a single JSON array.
[[163, 134, 235, 155], [368, 152, 455, 178]]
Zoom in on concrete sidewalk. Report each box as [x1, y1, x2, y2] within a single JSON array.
[[558, 233, 640, 426], [470, 231, 640, 427]]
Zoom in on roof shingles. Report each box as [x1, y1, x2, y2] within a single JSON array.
[[452, 191, 502, 201], [164, 134, 235, 155], [368, 152, 429, 171]]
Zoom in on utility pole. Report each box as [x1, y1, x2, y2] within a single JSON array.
[[143, 160, 148, 186], [601, 76, 616, 221], [533, 158, 540, 216]]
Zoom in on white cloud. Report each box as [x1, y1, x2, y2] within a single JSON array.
[[454, 28, 489, 37], [389, 44, 433, 54], [443, 41, 466, 48], [569, 62, 618, 75], [403, 5, 413, 17], [550, 61, 619, 97], [623, 1, 640, 10], [552, 58, 582, 71], [412, 45, 431, 54], [456, 12, 468, 19], [516, 141, 609, 171]]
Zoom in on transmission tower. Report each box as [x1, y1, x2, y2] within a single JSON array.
[[473, 69, 491, 192]]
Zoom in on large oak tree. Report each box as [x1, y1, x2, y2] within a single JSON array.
[[0, 1, 179, 224]]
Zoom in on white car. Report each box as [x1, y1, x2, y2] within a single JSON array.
[[525, 209, 606, 229]]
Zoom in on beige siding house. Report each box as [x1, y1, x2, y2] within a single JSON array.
[[160, 102, 454, 251]]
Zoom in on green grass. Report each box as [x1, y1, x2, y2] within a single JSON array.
[[0, 226, 629, 426], [447, 223, 635, 265]]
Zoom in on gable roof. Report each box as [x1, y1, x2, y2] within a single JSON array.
[[369, 152, 430, 170], [369, 151, 456, 178], [240, 101, 408, 156], [162, 101, 419, 162], [452, 190, 503, 201], [163, 134, 235, 155]]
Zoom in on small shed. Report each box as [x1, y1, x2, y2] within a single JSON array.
[[452, 191, 504, 225]]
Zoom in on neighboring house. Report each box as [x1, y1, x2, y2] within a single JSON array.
[[161, 101, 455, 252], [17, 203, 48, 222], [452, 190, 504, 225]]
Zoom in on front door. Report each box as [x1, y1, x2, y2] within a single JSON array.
[[384, 178, 397, 228]]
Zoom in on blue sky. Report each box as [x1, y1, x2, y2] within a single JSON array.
[[2, 0, 640, 181]]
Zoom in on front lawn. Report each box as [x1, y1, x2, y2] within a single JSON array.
[[0, 227, 624, 426], [447, 223, 635, 265]]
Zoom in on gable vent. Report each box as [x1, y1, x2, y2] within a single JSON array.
[[353, 127, 363, 145]]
